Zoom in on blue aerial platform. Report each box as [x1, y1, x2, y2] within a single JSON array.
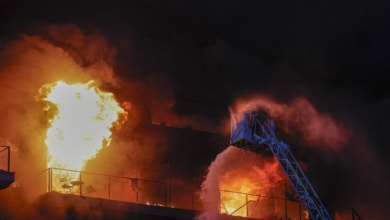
[[230, 111, 332, 220]]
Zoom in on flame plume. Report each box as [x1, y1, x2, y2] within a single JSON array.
[[199, 147, 284, 219], [39, 80, 126, 171], [219, 174, 262, 216], [218, 163, 281, 218]]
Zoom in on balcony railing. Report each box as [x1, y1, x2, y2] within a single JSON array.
[[41, 167, 202, 211]]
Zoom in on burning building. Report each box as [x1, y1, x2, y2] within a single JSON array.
[[0, 24, 234, 219], [0, 20, 377, 220]]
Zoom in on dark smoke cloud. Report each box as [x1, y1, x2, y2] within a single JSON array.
[[45, 24, 117, 66], [0, 23, 224, 219], [40, 24, 120, 87]]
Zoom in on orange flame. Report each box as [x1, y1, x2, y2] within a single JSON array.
[[219, 172, 261, 216], [39, 80, 126, 171], [218, 160, 282, 218]]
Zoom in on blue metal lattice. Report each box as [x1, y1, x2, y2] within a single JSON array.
[[230, 112, 332, 220]]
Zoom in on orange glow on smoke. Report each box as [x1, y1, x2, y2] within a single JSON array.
[[39, 80, 126, 171], [231, 95, 350, 150]]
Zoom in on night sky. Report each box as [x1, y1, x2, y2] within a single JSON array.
[[1, 0, 390, 219]]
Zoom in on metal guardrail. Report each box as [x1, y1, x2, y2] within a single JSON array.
[[41, 167, 202, 211], [0, 145, 11, 172], [220, 189, 305, 219], [40, 168, 306, 218]]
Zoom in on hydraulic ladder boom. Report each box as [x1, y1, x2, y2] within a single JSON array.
[[230, 111, 332, 220]]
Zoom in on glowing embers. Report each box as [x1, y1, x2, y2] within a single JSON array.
[[39, 80, 126, 171]]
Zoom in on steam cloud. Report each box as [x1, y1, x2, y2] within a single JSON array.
[[231, 94, 351, 151], [198, 146, 285, 219], [199, 94, 388, 219]]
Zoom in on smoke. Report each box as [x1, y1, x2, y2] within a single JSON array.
[[0, 23, 223, 219], [198, 94, 350, 219], [43, 24, 120, 87], [0, 34, 89, 197], [198, 146, 285, 219], [332, 135, 390, 220], [231, 94, 351, 151], [199, 93, 389, 219], [0, 24, 132, 218]]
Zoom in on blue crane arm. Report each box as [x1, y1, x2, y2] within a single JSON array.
[[230, 111, 332, 220]]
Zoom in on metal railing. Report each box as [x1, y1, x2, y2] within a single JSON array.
[[0, 145, 11, 172], [220, 189, 305, 219], [40, 168, 307, 218], [41, 167, 202, 211]]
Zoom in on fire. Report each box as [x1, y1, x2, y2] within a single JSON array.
[[215, 151, 283, 218], [219, 172, 262, 217], [39, 80, 126, 171]]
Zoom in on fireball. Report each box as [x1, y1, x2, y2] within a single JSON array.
[[39, 80, 126, 171], [220, 174, 261, 216], [217, 156, 282, 218]]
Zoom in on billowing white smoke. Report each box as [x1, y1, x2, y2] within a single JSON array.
[[198, 146, 284, 219]]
